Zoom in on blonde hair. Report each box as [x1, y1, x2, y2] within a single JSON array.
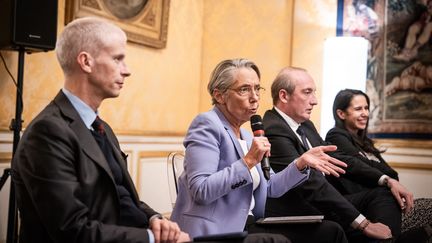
[[207, 58, 260, 105], [56, 17, 126, 75]]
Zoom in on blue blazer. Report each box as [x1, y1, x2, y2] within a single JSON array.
[[171, 107, 309, 238]]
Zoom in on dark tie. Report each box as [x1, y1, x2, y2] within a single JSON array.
[[90, 116, 149, 227], [91, 116, 123, 182], [296, 125, 310, 150], [92, 116, 105, 135]]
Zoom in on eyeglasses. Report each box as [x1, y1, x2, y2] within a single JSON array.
[[229, 85, 265, 97]]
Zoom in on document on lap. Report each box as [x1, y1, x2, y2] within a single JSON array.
[[256, 215, 324, 224]]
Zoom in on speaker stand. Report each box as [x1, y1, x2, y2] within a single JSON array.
[[1, 47, 25, 243]]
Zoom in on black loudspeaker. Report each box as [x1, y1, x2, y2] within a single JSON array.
[[0, 0, 58, 52]]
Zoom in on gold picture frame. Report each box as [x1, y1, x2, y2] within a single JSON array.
[[375, 139, 432, 170], [65, 0, 170, 48]]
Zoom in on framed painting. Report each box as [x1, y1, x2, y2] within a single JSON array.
[[65, 0, 170, 48], [337, 0, 432, 142]]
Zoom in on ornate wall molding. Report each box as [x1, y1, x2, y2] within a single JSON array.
[[65, 0, 170, 48]]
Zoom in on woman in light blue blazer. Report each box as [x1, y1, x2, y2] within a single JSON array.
[[171, 59, 348, 243]]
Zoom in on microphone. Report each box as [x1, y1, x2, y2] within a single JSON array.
[[250, 115, 271, 180]]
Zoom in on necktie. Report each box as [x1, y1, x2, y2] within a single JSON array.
[[90, 116, 149, 227], [91, 116, 123, 182], [92, 116, 105, 135], [296, 125, 310, 150]]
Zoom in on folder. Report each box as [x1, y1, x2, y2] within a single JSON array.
[[256, 215, 324, 224]]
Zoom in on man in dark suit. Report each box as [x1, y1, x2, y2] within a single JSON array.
[[12, 17, 189, 243], [263, 67, 397, 242]]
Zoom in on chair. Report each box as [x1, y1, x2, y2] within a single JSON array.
[[166, 152, 249, 242], [167, 151, 185, 208]]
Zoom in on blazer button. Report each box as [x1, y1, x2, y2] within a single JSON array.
[[235, 183, 239, 188], [242, 179, 247, 184], [231, 185, 236, 189]]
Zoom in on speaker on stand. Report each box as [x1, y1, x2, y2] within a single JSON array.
[[0, 0, 58, 242]]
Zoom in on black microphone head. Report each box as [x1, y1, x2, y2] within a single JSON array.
[[250, 114, 264, 132]]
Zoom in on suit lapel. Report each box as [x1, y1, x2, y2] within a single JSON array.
[[214, 107, 245, 158], [103, 126, 140, 199], [302, 121, 322, 147], [270, 108, 307, 153], [53, 91, 115, 180], [99, 119, 127, 173], [302, 127, 314, 148]]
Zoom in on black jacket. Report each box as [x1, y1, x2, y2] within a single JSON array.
[[325, 126, 399, 194], [12, 91, 158, 243], [263, 108, 360, 227]]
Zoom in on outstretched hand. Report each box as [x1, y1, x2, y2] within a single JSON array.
[[296, 145, 347, 177]]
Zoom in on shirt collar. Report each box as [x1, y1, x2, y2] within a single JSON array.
[[274, 106, 301, 132], [62, 88, 98, 129]]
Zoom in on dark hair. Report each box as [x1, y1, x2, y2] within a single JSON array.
[[332, 89, 381, 154]]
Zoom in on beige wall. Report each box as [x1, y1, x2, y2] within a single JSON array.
[[0, 1, 297, 135], [291, 0, 338, 131], [0, 0, 429, 175], [0, 0, 204, 136], [1, 1, 431, 240], [200, 0, 294, 115]]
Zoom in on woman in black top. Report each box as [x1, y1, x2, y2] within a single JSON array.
[[326, 89, 432, 238], [326, 89, 398, 180]]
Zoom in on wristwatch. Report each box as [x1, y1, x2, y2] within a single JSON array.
[[150, 214, 164, 222]]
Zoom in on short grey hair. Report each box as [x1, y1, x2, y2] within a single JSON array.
[[271, 66, 306, 105], [207, 58, 261, 105], [56, 17, 126, 76]]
